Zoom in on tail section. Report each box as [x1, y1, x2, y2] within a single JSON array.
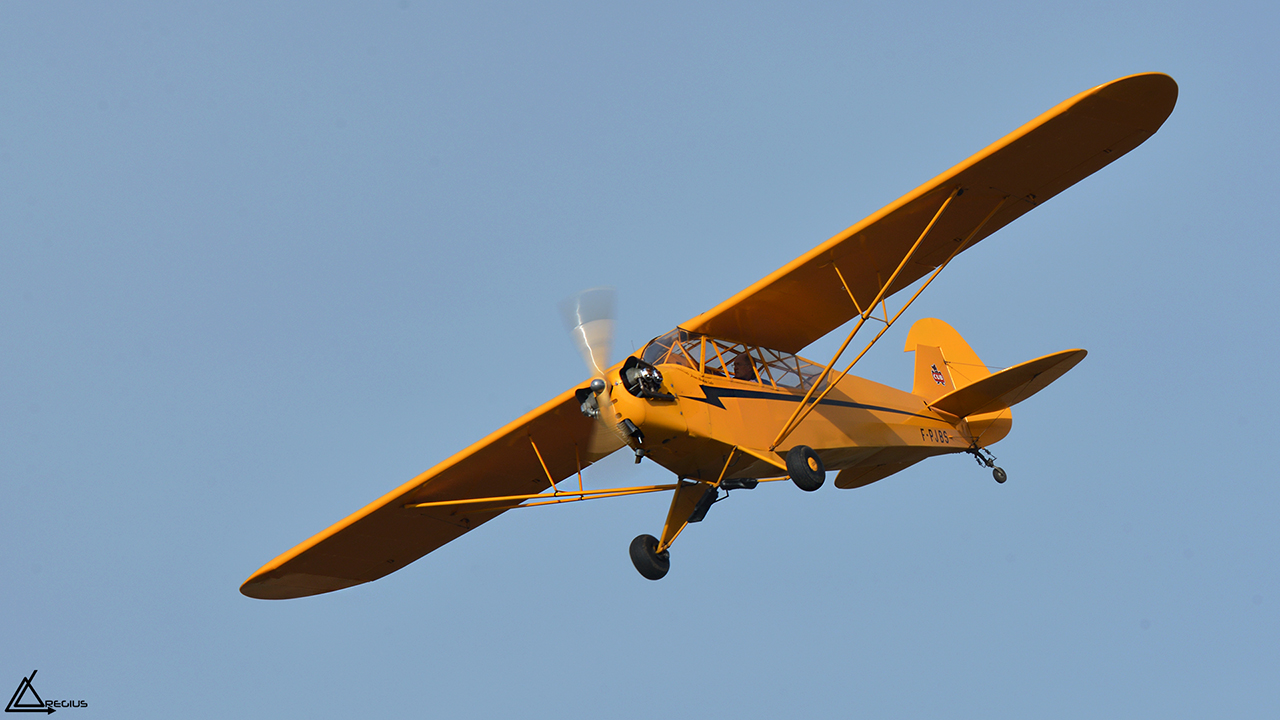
[[904, 318, 991, 402], [905, 318, 1087, 447], [930, 349, 1087, 419]]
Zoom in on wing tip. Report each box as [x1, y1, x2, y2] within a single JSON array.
[[240, 571, 364, 600], [1090, 72, 1179, 129], [1099, 71, 1178, 96]]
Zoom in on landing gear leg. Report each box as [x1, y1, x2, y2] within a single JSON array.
[[627, 450, 762, 580], [967, 446, 1006, 484], [628, 480, 715, 580]]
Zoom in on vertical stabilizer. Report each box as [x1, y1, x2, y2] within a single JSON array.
[[905, 318, 1010, 444], [904, 318, 991, 401], [911, 344, 954, 402]]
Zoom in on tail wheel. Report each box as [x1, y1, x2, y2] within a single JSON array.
[[629, 534, 670, 580], [786, 445, 825, 492]]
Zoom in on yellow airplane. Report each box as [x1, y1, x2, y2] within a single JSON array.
[[242, 72, 1177, 598]]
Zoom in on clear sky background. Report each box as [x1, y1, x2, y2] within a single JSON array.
[[3, 2, 1276, 718]]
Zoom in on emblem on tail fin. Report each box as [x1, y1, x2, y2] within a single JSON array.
[[930, 364, 946, 385]]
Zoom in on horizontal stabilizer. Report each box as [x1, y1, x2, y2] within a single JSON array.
[[835, 460, 924, 489], [929, 349, 1087, 419]]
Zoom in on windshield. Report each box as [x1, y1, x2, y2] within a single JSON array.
[[641, 329, 827, 390]]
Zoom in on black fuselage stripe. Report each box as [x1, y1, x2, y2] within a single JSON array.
[[683, 385, 936, 420]]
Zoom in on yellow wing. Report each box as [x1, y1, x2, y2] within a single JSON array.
[[681, 73, 1178, 353], [241, 386, 604, 600]]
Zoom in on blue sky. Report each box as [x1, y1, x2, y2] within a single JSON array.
[[3, 2, 1277, 717]]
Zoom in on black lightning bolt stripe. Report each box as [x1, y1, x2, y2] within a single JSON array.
[[682, 385, 935, 420]]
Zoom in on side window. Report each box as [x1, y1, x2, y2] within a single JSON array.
[[713, 341, 761, 383], [703, 340, 727, 376], [681, 337, 704, 370], [751, 348, 778, 387], [688, 336, 829, 391], [797, 359, 828, 391], [665, 340, 696, 368], [756, 347, 799, 388]]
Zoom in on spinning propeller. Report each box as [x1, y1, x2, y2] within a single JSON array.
[[561, 288, 629, 457]]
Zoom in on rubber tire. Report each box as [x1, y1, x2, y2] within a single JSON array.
[[786, 445, 825, 492], [629, 534, 670, 580], [993, 467, 1007, 484]]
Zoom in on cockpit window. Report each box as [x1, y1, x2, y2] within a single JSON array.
[[641, 329, 699, 368], [640, 329, 827, 391]]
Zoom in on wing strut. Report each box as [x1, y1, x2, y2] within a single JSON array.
[[769, 194, 1008, 450], [529, 435, 559, 491], [404, 482, 685, 513], [403, 476, 792, 515], [532, 435, 586, 496], [768, 188, 960, 450]]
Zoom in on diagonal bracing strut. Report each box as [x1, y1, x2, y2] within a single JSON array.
[[769, 192, 1008, 450]]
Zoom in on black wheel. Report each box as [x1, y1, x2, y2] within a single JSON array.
[[993, 466, 1007, 484], [786, 445, 825, 492], [629, 534, 670, 580]]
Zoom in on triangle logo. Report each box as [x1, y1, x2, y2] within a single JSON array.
[[5, 670, 51, 714]]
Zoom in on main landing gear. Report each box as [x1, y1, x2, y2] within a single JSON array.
[[968, 446, 1007, 483], [786, 445, 825, 492], [629, 534, 670, 580], [628, 445, 827, 580]]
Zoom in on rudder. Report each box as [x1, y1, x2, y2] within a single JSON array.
[[904, 318, 990, 402]]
